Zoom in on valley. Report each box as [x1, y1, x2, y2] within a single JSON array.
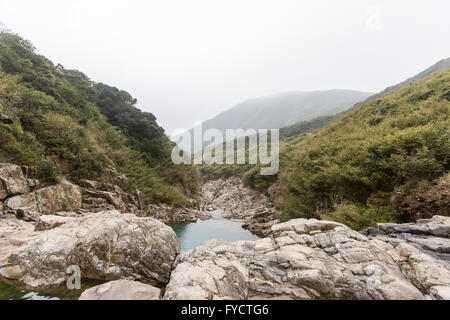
[[0, 30, 449, 301]]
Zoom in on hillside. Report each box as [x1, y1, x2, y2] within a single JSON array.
[[269, 70, 450, 229], [0, 32, 199, 207], [354, 57, 450, 108], [183, 89, 372, 152]]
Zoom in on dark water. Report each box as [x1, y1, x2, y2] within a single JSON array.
[[170, 209, 259, 251], [0, 209, 258, 299], [0, 278, 103, 300]]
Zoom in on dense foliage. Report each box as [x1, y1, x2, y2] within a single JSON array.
[[279, 115, 338, 140], [0, 32, 198, 207], [278, 70, 450, 228], [201, 69, 450, 229]]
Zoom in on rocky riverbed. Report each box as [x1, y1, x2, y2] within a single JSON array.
[[0, 163, 449, 300], [199, 177, 280, 237]]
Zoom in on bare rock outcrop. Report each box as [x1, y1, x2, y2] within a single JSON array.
[[199, 178, 280, 236], [164, 218, 450, 300], [0, 163, 30, 200], [4, 180, 82, 220], [0, 216, 37, 267], [147, 203, 211, 224], [0, 210, 180, 289], [35, 214, 81, 231], [79, 279, 161, 300]]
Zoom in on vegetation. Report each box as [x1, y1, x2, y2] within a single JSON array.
[[201, 69, 450, 229], [185, 89, 371, 152], [0, 32, 199, 207], [277, 70, 450, 227], [279, 115, 338, 140]]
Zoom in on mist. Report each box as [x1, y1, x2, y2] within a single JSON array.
[[1, 0, 449, 135]]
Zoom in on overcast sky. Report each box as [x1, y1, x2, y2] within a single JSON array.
[[1, 0, 449, 135]]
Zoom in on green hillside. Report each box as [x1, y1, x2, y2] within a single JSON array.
[[200, 69, 449, 229], [183, 89, 372, 152], [277, 70, 450, 229], [0, 32, 199, 207]]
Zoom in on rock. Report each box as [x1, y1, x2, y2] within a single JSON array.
[[164, 218, 425, 300], [0, 163, 30, 200], [164, 239, 251, 300], [79, 279, 161, 300], [199, 178, 280, 236], [377, 215, 450, 238], [35, 214, 79, 231], [0, 210, 180, 289], [147, 203, 211, 224], [4, 192, 39, 220], [82, 188, 127, 212], [26, 179, 39, 190], [80, 179, 103, 190], [4, 180, 82, 220], [35, 180, 82, 214], [406, 236, 450, 254], [0, 216, 37, 267], [136, 188, 144, 211], [388, 243, 450, 299]]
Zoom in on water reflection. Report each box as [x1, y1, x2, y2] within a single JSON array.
[[170, 209, 259, 251]]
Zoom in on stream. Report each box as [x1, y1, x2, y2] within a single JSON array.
[[170, 209, 259, 251]]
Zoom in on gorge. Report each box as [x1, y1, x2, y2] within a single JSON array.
[[0, 165, 449, 300]]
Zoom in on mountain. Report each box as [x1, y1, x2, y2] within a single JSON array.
[[182, 89, 372, 152], [0, 32, 199, 207], [277, 58, 450, 142], [244, 69, 449, 229], [354, 57, 450, 108]]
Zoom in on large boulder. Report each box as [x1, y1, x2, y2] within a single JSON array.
[[377, 215, 450, 238], [0, 216, 37, 267], [388, 243, 450, 300], [3, 192, 39, 220], [164, 219, 426, 300], [79, 279, 161, 300], [4, 180, 82, 220], [35, 180, 82, 214], [0, 210, 180, 289], [0, 163, 30, 200]]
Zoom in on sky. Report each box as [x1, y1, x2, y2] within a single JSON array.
[[0, 0, 449, 135]]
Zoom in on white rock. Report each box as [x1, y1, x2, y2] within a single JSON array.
[[79, 279, 161, 300], [0, 210, 180, 289]]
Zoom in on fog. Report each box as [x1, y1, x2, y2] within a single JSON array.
[[1, 0, 449, 135]]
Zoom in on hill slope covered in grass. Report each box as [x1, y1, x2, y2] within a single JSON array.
[[0, 32, 199, 207], [182, 89, 372, 152], [201, 68, 450, 229], [274, 69, 450, 229]]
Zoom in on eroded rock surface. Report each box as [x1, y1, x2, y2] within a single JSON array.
[[4, 180, 82, 220], [0, 216, 37, 267], [79, 279, 161, 300], [147, 203, 211, 224], [164, 218, 450, 300], [199, 178, 279, 237], [0, 163, 30, 200], [0, 210, 180, 289], [35, 214, 81, 231]]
